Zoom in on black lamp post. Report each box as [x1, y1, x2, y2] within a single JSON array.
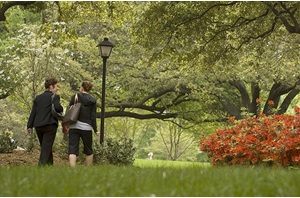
[[97, 37, 113, 144]]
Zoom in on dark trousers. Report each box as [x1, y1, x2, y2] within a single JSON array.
[[35, 124, 57, 166]]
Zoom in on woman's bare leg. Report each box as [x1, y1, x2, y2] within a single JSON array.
[[69, 154, 77, 167], [86, 154, 93, 166]]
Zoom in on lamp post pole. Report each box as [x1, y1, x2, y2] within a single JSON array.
[[100, 57, 107, 144], [97, 37, 113, 145]]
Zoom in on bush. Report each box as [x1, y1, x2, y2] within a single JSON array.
[[199, 107, 300, 167], [93, 137, 136, 166], [54, 136, 136, 166], [0, 129, 17, 153], [53, 138, 69, 160], [25, 132, 40, 152]]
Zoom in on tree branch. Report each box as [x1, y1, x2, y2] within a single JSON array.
[[278, 87, 300, 114], [213, 89, 242, 119], [0, 1, 36, 21], [99, 111, 178, 120], [265, 2, 300, 34], [263, 81, 295, 115]]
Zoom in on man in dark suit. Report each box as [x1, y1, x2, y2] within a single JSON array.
[[27, 78, 63, 166]]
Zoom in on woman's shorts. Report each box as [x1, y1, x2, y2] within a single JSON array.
[[68, 129, 93, 156]]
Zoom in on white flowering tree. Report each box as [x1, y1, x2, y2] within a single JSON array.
[[2, 23, 88, 112], [0, 44, 19, 99]]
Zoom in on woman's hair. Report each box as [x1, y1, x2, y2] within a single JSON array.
[[45, 78, 58, 89], [81, 81, 93, 92]]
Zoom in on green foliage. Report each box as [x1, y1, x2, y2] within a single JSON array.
[[53, 136, 136, 166], [133, 1, 300, 118], [53, 137, 69, 160], [196, 152, 211, 163], [98, 137, 136, 166], [0, 98, 26, 143], [2, 2, 300, 168], [0, 129, 16, 153], [5, 7, 42, 34], [2, 23, 90, 113], [25, 132, 39, 153], [0, 7, 42, 98], [105, 117, 155, 158], [144, 120, 201, 161]]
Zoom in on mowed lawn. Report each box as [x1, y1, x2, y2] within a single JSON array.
[[0, 159, 300, 196]]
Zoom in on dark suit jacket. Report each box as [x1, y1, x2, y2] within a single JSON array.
[[27, 90, 64, 129]]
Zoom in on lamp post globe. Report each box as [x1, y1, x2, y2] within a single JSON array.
[[97, 37, 113, 144]]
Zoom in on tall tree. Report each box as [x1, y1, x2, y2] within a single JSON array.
[[5, 1, 300, 123], [133, 1, 300, 118]]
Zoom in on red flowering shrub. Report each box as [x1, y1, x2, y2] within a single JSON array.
[[199, 107, 300, 167]]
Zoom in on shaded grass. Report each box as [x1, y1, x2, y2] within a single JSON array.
[[0, 160, 300, 196]]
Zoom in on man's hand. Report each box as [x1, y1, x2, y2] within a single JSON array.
[[95, 132, 100, 136]]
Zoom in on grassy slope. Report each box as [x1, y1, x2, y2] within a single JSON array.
[[0, 160, 299, 196]]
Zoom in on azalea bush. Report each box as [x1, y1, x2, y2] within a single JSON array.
[[199, 107, 300, 167]]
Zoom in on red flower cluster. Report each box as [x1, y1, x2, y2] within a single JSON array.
[[199, 107, 300, 167], [256, 98, 262, 103]]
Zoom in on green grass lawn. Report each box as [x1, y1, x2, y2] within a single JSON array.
[[1, 159, 300, 196], [134, 158, 210, 168]]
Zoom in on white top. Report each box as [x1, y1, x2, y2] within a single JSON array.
[[69, 120, 92, 131]]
